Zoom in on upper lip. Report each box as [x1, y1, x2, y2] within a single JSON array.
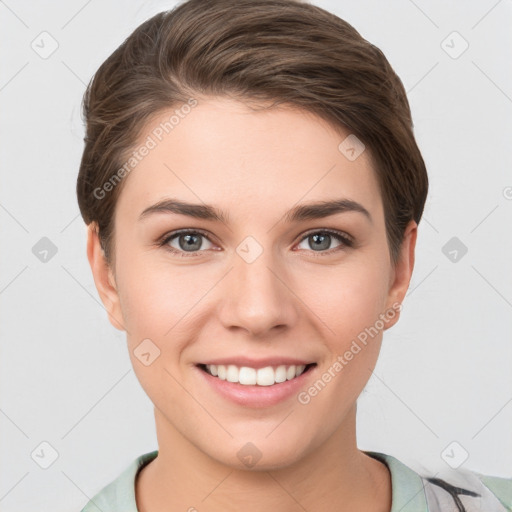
[[198, 357, 315, 369]]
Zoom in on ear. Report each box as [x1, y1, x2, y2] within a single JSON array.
[[383, 220, 417, 330], [86, 223, 126, 331]]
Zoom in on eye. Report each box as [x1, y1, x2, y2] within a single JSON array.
[[160, 229, 215, 256], [158, 228, 354, 257], [295, 229, 354, 254]]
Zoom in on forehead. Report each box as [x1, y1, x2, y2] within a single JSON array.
[[115, 97, 383, 223]]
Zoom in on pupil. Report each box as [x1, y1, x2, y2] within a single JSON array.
[[177, 233, 332, 252], [180, 234, 201, 251], [311, 233, 330, 251]]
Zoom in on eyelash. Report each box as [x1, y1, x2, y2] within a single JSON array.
[[157, 228, 354, 258]]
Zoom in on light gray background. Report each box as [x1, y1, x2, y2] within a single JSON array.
[[1, 0, 511, 510]]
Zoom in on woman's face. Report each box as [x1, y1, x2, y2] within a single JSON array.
[[89, 97, 416, 470]]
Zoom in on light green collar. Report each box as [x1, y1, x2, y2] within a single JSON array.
[[81, 449, 429, 512], [364, 450, 428, 512]]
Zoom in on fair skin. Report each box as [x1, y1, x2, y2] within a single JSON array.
[[87, 97, 417, 512]]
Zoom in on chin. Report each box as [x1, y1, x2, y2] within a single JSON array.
[[205, 434, 311, 472]]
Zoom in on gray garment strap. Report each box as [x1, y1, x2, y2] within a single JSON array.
[[422, 470, 508, 511]]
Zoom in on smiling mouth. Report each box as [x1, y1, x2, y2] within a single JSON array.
[[197, 363, 317, 386]]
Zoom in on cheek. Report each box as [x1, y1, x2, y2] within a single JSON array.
[[115, 253, 221, 359], [301, 257, 390, 341], [296, 263, 389, 416], [117, 246, 390, 342], [116, 260, 202, 403]]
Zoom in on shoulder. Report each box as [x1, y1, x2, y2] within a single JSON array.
[[80, 450, 158, 512], [477, 473, 512, 508], [421, 468, 512, 511], [365, 451, 512, 512]]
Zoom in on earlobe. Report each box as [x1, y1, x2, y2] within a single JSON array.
[[86, 223, 126, 331], [384, 220, 417, 329]]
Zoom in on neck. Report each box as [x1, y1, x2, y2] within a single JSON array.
[[136, 404, 391, 512]]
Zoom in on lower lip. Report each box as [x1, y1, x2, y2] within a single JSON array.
[[195, 365, 316, 408]]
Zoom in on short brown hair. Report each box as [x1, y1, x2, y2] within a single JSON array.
[[76, 0, 428, 267]]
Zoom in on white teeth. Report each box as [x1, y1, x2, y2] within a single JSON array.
[[226, 365, 239, 382], [204, 363, 309, 386], [256, 366, 275, 386], [239, 367, 257, 385], [274, 365, 287, 383]]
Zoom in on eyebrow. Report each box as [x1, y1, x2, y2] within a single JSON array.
[[139, 197, 372, 224]]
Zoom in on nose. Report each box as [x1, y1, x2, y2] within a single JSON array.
[[217, 247, 299, 338]]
